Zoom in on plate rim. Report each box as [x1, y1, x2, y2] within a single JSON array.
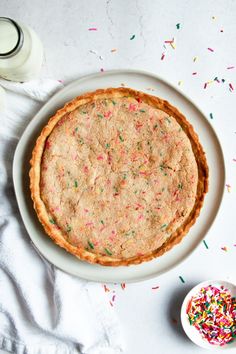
[[12, 68, 226, 283]]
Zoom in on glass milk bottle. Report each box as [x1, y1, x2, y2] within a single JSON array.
[[0, 17, 43, 82]]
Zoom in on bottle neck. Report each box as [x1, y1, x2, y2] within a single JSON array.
[[0, 17, 24, 59]]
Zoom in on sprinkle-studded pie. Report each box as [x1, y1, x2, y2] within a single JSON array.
[[30, 88, 208, 266]]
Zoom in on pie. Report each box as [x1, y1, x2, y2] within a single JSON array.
[[30, 87, 208, 266]]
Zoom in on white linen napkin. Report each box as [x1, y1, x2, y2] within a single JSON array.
[[0, 79, 124, 354]]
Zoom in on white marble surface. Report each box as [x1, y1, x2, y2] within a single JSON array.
[[1, 0, 236, 353]]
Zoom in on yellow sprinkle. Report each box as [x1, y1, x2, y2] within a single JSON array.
[[212, 16, 216, 20], [207, 80, 214, 85], [193, 56, 198, 62], [178, 80, 183, 86], [170, 41, 176, 49]]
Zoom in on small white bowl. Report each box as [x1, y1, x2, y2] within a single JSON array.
[[181, 280, 236, 350]]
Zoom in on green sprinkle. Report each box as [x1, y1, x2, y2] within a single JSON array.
[[104, 248, 112, 256], [165, 117, 171, 123], [203, 240, 209, 249], [49, 218, 56, 224], [123, 174, 127, 180], [75, 127, 79, 132], [160, 164, 164, 171], [119, 135, 124, 142], [66, 225, 72, 232], [100, 187, 104, 193], [176, 23, 180, 29], [114, 186, 119, 193], [161, 224, 167, 229], [100, 220, 104, 224], [209, 113, 214, 119], [139, 109, 146, 113], [88, 240, 94, 249], [82, 111, 87, 114], [79, 138, 84, 144], [162, 187, 165, 191], [134, 190, 138, 194], [97, 113, 104, 119], [111, 100, 116, 105], [105, 143, 110, 149], [179, 276, 185, 283], [178, 183, 183, 190], [130, 34, 135, 40], [74, 180, 78, 188], [153, 124, 158, 129]]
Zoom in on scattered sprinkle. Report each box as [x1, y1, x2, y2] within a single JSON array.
[[212, 16, 216, 20], [179, 276, 185, 283], [121, 283, 126, 290], [226, 184, 231, 193], [187, 285, 236, 346], [119, 135, 124, 142], [203, 240, 209, 249], [227, 66, 235, 70], [176, 23, 180, 29], [104, 248, 112, 256], [100, 68, 104, 72], [161, 52, 165, 60], [233, 159, 236, 162], [49, 218, 56, 224], [111, 48, 117, 52], [88, 240, 94, 249], [178, 80, 183, 86], [152, 285, 160, 290], [193, 56, 198, 62], [74, 180, 78, 188], [192, 72, 197, 75], [89, 49, 97, 54], [207, 47, 214, 52], [229, 83, 234, 92], [130, 34, 135, 40], [88, 28, 98, 31], [221, 246, 228, 252], [103, 284, 110, 292], [209, 113, 214, 120]]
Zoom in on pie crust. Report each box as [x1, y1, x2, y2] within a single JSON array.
[[30, 87, 208, 266]]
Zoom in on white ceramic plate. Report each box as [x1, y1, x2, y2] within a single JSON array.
[[181, 280, 236, 349], [13, 69, 225, 283]]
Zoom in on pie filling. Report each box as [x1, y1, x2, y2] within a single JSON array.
[[40, 96, 198, 259]]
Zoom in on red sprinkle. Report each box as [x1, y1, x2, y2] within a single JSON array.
[[207, 47, 214, 52]]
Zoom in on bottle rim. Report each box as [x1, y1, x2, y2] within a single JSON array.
[[0, 17, 24, 58]]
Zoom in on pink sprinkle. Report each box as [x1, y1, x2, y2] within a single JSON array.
[[58, 79, 64, 83], [137, 214, 144, 221], [233, 159, 236, 162], [85, 222, 94, 227], [84, 209, 89, 213], [229, 83, 234, 91], [112, 294, 116, 302], [207, 47, 214, 52], [88, 28, 97, 31], [129, 103, 138, 112], [100, 68, 104, 72], [204, 82, 208, 89], [192, 72, 197, 75], [104, 111, 112, 119], [161, 52, 165, 60], [83, 166, 89, 173], [97, 155, 104, 160], [227, 66, 235, 70], [164, 40, 173, 44]]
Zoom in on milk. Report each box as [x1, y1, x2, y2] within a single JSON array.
[[0, 17, 43, 82]]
